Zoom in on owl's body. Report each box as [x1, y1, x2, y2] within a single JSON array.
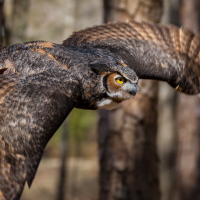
[[0, 21, 200, 200], [0, 41, 138, 109]]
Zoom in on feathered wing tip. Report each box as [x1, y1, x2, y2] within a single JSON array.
[[63, 21, 200, 94]]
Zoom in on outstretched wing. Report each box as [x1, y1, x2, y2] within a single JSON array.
[[0, 42, 76, 200], [63, 21, 200, 94]]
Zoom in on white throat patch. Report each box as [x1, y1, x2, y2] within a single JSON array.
[[97, 98, 120, 110]]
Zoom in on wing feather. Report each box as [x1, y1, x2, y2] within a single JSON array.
[[0, 69, 75, 199], [63, 21, 200, 94]]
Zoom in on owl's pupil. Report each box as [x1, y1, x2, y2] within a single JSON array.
[[115, 77, 125, 84]]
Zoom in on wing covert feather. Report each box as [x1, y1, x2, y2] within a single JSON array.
[[63, 21, 200, 94]]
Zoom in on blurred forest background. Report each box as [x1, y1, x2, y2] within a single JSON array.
[[2, 0, 200, 200]]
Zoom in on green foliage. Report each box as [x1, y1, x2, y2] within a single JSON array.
[[45, 108, 97, 157], [68, 108, 97, 142]]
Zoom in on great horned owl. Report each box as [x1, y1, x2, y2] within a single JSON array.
[[0, 21, 200, 200]]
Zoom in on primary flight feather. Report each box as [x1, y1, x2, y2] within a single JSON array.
[[0, 21, 200, 200]]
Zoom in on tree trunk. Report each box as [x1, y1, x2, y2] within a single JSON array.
[[9, 0, 30, 44], [57, 119, 68, 200], [173, 1, 200, 200], [98, 0, 163, 200], [157, 1, 180, 199], [0, 0, 4, 47]]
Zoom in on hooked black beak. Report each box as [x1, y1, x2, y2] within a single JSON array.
[[129, 84, 140, 96]]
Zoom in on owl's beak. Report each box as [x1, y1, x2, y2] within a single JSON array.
[[128, 84, 140, 96]]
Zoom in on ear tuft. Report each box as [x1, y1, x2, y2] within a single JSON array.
[[89, 63, 113, 74]]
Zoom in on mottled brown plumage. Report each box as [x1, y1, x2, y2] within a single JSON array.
[[64, 21, 200, 94], [0, 21, 200, 200]]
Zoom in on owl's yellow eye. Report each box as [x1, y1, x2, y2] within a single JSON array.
[[115, 77, 125, 84]]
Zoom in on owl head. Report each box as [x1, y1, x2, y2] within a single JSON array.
[[89, 62, 139, 110]]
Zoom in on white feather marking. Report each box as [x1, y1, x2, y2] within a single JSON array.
[[97, 98, 120, 110]]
